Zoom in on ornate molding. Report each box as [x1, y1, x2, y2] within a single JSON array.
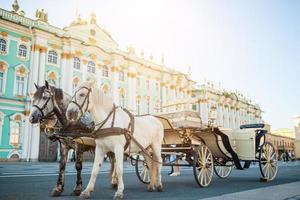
[[20, 36, 29, 42], [61, 52, 72, 59], [111, 66, 120, 72], [0, 31, 8, 37]]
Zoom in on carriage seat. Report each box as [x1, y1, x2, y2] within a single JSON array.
[[218, 127, 257, 160]]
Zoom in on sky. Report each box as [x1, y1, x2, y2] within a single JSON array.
[[1, 0, 299, 130]]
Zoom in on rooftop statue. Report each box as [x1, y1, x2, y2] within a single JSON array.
[[35, 9, 48, 23]]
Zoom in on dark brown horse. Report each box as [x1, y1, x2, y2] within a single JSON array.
[[29, 81, 116, 196]]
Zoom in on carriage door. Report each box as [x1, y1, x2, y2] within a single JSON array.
[[234, 130, 256, 160], [38, 132, 58, 161]]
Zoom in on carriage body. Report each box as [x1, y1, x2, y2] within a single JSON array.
[[135, 110, 278, 187]]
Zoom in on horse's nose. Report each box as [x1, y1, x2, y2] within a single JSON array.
[[29, 112, 41, 124], [67, 109, 78, 121]]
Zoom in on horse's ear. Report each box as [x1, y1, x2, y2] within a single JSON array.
[[53, 88, 63, 104], [34, 83, 39, 90], [45, 80, 49, 89]]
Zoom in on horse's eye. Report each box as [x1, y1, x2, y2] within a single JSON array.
[[79, 93, 85, 97], [42, 96, 48, 100]]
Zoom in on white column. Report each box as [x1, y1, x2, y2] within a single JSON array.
[[111, 70, 119, 104], [37, 51, 46, 85], [29, 49, 40, 92], [236, 109, 241, 128]]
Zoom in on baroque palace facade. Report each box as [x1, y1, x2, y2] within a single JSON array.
[[0, 1, 263, 161]]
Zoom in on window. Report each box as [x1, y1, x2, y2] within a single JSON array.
[[136, 99, 140, 115], [73, 57, 81, 70], [155, 82, 159, 92], [0, 112, 4, 145], [18, 45, 27, 58], [102, 84, 109, 94], [0, 39, 7, 53], [87, 61, 95, 73], [48, 50, 58, 64], [146, 99, 150, 114], [102, 66, 109, 77], [16, 75, 25, 96], [0, 71, 4, 94], [119, 71, 125, 81], [10, 121, 20, 146], [137, 77, 140, 86], [119, 88, 126, 107]]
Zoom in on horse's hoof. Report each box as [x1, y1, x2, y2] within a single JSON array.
[[72, 189, 82, 196], [72, 185, 82, 196], [157, 185, 163, 192], [80, 191, 91, 199], [147, 185, 155, 192], [113, 192, 123, 200], [51, 188, 63, 197], [111, 183, 118, 189]]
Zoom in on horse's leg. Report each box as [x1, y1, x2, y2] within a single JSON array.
[[142, 152, 155, 192], [72, 145, 83, 196], [51, 141, 68, 197], [80, 145, 105, 199], [108, 152, 118, 189], [113, 147, 124, 200], [151, 143, 163, 192]]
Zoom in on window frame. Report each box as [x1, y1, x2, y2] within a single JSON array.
[[47, 50, 59, 65], [0, 38, 8, 55], [73, 57, 81, 70], [87, 61, 96, 74], [102, 66, 109, 77], [0, 61, 8, 95], [17, 44, 28, 60]]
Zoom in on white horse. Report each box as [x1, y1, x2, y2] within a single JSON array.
[[66, 81, 164, 200]]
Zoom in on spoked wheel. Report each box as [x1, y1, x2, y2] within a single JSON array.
[[259, 142, 278, 181], [193, 144, 214, 187], [214, 160, 233, 179], [135, 155, 150, 184]]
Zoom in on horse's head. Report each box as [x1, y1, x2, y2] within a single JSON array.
[[29, 80, 64, 124], [66, 80, 95, 121]]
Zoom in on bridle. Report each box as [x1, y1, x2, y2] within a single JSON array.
[[70, 86, 92, 116], [32, 89, 56, 120]]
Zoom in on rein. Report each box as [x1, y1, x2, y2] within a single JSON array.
[[70, 86, 92, 115]]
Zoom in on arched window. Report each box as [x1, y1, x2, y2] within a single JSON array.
[[119, 71, 125, 81], [0, 39, 7, 53], [48, 50, 58, 64], [102, 66, 109, 77], [15, 66, 28, 96], [18, 44, 27, 58], [146, 97, 150, 114], [0, 61, 7, 94], [87, 61, 95, 73], [136, 96, 141, 115], [9, 113, 24, 147], [73, 57, 81, 70], [0, 111, 4, 145], [72, 77, 80, 91], [10, 121, 20, 146], [119, 88, 126, 107]]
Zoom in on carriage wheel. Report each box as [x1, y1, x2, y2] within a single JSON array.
[[193, 144, 214, 187], [259, 142, 278, 181], [135, 155, 150, 184], [214, 161, 233, 179]]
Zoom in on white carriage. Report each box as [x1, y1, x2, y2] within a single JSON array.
[[135, 111, 278, 187]]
